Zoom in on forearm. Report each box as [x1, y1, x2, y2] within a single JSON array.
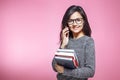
[[63, 65, 95, 78], [52, 58, 57, 72]]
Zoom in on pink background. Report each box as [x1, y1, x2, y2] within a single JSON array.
[[0, 0, 120, 80]]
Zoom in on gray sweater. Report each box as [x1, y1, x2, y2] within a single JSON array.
[[52, 35, 95, 80]]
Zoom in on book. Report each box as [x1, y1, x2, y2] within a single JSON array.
[[54, 49, 79, 69]]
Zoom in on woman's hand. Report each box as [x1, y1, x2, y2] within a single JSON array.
[[61, 27, 69, 48], [55, 64, 64, 73]]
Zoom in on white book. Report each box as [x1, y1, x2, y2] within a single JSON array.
[[55, 56, 73, 60], [55, 49, 75, 57]]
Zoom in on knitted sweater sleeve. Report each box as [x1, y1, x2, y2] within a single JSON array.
[[62, 38, 95, 78], [52, 57, 57, 72]]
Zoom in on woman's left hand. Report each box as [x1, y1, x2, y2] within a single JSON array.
[[55, 64, 64, 73]]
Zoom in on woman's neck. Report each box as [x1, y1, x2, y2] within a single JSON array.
[[73, 31, 85, 39]]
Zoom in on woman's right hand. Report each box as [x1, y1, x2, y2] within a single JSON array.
[[60, 27, 69, 48]]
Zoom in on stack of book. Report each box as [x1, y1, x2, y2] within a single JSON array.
[[54, 49, 79, 69]]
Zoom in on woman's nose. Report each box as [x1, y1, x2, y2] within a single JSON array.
[[73, 20, 77, 25]]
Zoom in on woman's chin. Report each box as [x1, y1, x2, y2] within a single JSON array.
[[72, 30, 81, 33]]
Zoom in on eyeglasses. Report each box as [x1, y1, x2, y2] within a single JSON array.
[[68, 18, 83, 25]]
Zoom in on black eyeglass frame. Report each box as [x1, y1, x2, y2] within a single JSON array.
[[67, 18, 84, 25]]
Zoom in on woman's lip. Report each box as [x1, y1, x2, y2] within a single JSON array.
[[73, 26, 79, 29]]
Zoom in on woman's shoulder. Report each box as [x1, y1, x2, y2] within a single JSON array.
[[84, 36, 95, 44], [84, 35, 94, 40], [84, 35, 94, 42]]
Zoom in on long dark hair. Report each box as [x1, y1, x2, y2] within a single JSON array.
[[60, 5, 92, 44]]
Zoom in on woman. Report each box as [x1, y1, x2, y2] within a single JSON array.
[[52, 5, 95, 80]]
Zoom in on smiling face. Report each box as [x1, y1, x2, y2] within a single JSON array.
[[68, 11, 84, 35]]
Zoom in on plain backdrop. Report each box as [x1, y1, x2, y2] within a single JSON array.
[[0, 0, 120, 80]]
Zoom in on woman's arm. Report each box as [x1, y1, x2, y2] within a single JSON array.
[[62, 38, 95, 78], [52, 57, 57, 72]]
